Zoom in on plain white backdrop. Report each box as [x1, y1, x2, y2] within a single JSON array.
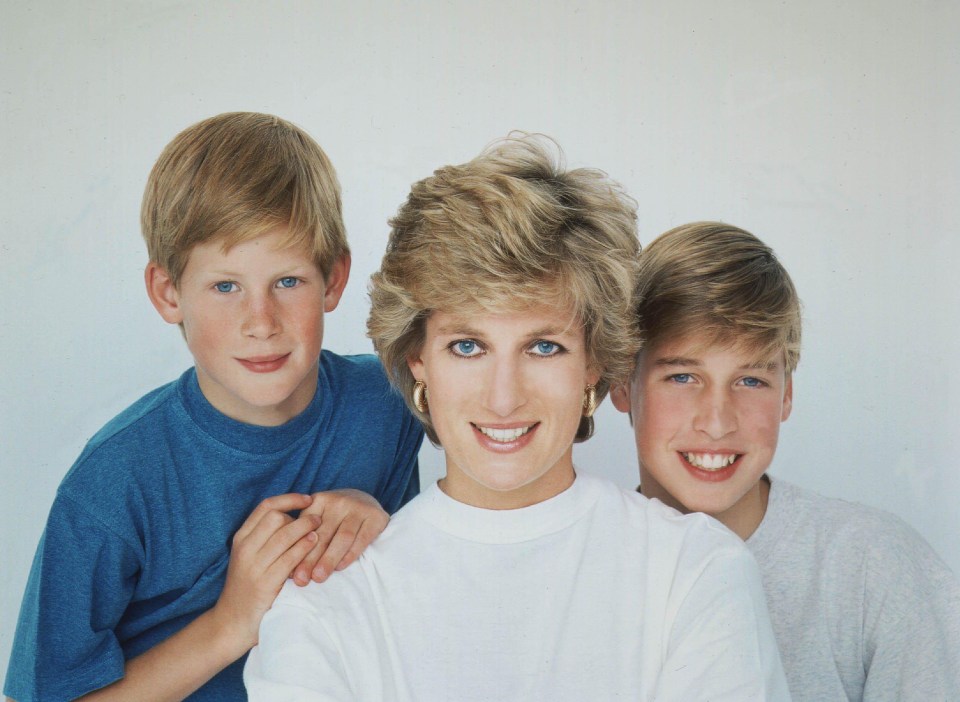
[[2, 0, 958, 672]]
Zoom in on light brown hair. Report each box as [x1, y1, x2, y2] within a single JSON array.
[[141, 112, 348, 285], [368, 134, 641, 444], [635, 221, 802, 372]]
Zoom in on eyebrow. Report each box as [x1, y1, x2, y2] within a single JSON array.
[[654, 357, 780, 372], [434, 324, 574, 339]]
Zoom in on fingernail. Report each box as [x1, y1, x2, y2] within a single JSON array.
[[295, 569, 308, 584], [313, 567, 327, 581]]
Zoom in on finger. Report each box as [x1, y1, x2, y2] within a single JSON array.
[[264, 525, 326, 586], [256, 513, 324, 568], [235, 508, 296, 556], [310, 511, 343, 558], [334, 517, 385, 572], [312, 519, 361, 583], [292, 539, 324, 586], [233, 493, 314, 543]]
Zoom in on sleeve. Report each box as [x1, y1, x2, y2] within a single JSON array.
[[244, 596, 354, 701], [654, 545, 792, 702], [3, 493, 140, 702], [860, 520, 960, 701], [376, 402, 424, 515]]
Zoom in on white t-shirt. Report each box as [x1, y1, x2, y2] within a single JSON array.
[[747, 477, 960, 701], [246, 473, 789, 701]]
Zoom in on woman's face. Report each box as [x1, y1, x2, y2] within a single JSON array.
[[408, 304, 599, 509]]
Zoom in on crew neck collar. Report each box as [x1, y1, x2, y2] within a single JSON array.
[[177, 366, 328, 455], [414, 471, 602, 544]]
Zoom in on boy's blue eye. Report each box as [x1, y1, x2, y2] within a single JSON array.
[[741, 376, 765, 388], [215, 281, 236, 293], [669, 373, 693, 384], [531, 341, 560, 356], [277, 277, 299, 289]]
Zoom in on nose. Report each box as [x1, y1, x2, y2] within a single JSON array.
[[692, 387, 737, 440], [241, 292, 281, 339], [484, 355, 526, 417]]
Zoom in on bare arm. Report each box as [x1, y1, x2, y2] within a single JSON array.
[[75, 493, 320, 702]]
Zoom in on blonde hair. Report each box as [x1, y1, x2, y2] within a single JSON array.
[[636, 221, 802, 372], [141, 112, 348, 285], [368, 134, 641, 444]]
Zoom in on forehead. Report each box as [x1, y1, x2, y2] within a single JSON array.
[[427, 303, 582, 338], [186, 227, 318, 269], [643, 333, 785, 372]]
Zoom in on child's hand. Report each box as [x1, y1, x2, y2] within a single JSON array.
[[291, 489, 389, 586], [212, 493, 321, 650]]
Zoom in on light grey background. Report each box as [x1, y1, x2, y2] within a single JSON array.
[[2, 0, 958, 672]]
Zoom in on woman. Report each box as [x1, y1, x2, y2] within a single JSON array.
[[245, 136, 789, 700]]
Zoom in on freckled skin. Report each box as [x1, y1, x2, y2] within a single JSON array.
[[146, 227, 349, 427]]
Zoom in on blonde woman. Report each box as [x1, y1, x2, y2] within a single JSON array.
[[245, 137, 789, 700]]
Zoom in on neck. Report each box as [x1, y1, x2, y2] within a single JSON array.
[[440, 464, 576, 510]]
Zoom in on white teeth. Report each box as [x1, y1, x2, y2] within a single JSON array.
[[682, 452, 738, 471], [478, 426, 531, 442]]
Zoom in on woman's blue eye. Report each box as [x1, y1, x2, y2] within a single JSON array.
[[277, 277, 299, 289], [532, 341, 560, 356], [215, 281, 236, 293], [454, 340, 478, 356]]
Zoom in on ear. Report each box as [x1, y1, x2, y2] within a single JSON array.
[[780, 374, 794, 422], [145, 262, 184, 325], [407, 352, 425, 382], [322, 255, 351, 313], [610, 383, 632, 414]]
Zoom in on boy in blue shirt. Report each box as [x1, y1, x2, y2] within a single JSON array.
[[4, 112, 423, 701], [611, 221, 960, 700]]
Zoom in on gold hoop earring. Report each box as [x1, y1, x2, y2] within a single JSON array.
[[582, 384, 597, 418], [413, 380, 429, 414]]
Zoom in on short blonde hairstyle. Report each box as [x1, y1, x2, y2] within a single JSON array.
[[636, 221, 802, 373], [368, 135, 641, 444], [141, 112, 348, 285]]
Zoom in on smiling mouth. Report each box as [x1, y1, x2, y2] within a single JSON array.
[[474, 424, 535, 443], [681, 452, 741, 472], [237, 354, 290, 373]]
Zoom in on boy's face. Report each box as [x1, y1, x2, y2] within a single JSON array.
[[611, 334, 792, 536], [146, 226, 349, 426]]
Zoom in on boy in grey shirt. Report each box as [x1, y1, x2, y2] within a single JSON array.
[[612, 221, 960, 700]]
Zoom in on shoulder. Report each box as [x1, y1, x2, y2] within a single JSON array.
[[270, 559, 375, 624], [320, 352, 407, 408], [320, 351, 389, 391], [770, 479, 941, 561], [762, 479, 959, 605], [582, 474, 752, 568], [82, 374, 183, 453], [60, 374, 186, 490], [52, 372, 199, 533]]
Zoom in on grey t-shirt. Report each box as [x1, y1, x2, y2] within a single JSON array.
[[747, 477, 960, 701]]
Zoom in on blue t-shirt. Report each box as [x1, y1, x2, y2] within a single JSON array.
[[4, 351, 423, 702]]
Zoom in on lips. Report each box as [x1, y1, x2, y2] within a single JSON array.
[[472, 423, 538, 452], [679, 451, 742, 482], [237, 354, 290, 373]]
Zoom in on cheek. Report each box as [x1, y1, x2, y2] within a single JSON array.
[[182, 307, 224, 356], [634, 388, 686, 444], [745, 404, 783, 446], [286, 297, 325, 343]]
